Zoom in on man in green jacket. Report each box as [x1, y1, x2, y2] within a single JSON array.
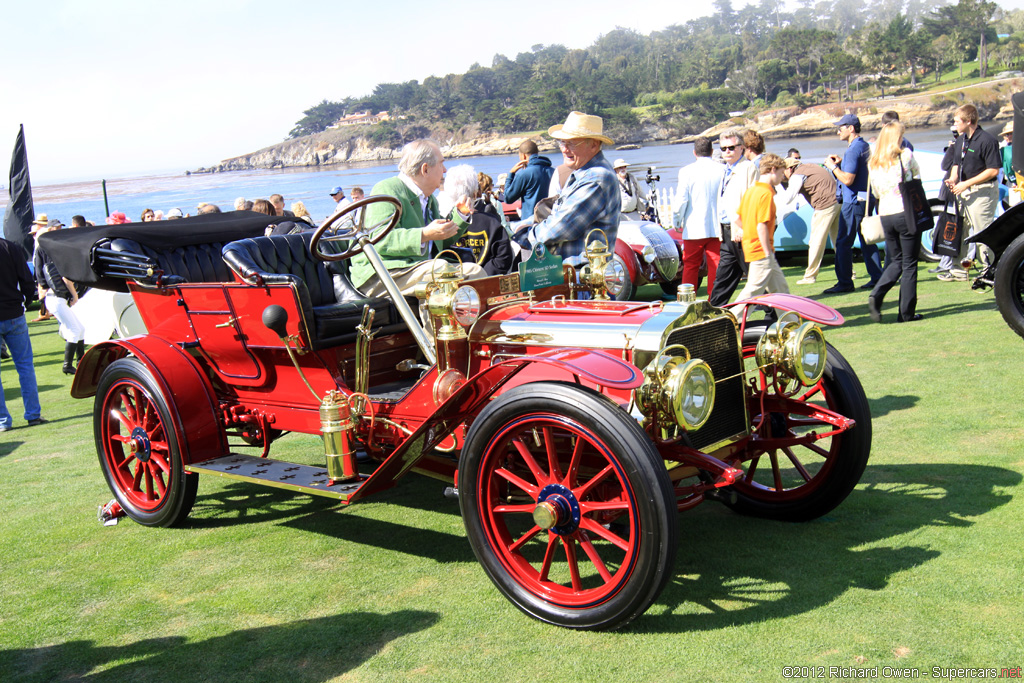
[[351, 139, 484, 296]]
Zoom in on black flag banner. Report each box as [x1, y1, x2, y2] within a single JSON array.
[[3, 124, 35, 254]]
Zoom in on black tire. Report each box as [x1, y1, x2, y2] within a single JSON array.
[[609, 253, 637, 301], [723, 328, 872, 522], [994, 232, 1024, 339], [94, 358, 198, 527], [459, 382, 677, 630], [918, 198, 945, 263]]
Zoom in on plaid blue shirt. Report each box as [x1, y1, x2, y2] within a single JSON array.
[[516, 151, 620, 267]]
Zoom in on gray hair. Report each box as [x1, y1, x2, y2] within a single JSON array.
[[399, 139, 443, 177], [443, 164, 479, 201], [234, 197, 246, 210], [718, 128, 743, 145]]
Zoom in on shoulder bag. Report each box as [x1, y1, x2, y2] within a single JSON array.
[[861, 168, 885, 245], [898, 155, 933, 235]]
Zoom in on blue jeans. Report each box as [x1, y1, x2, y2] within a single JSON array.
[[835, 200, 883, 288], [0, 314, 41, 428]]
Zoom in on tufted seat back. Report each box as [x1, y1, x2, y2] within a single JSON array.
[[106, 238, 236, 284], [222, 233, 404, 349]]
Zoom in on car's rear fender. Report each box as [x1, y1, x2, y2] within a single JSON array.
[[72, 336, 227, 465], [967, 201, 1024, 259]]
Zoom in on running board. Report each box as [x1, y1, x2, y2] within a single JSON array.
[[186, 454, 366, 502]]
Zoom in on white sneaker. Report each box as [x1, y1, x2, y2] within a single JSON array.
[[796, 277, 816, 285]]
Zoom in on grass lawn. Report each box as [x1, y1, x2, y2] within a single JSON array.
[[2, 258, 1023, 682]]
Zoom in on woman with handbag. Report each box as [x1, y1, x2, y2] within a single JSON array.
[[866, 122, 924, 323]]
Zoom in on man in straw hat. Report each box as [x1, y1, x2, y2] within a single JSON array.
[[513, 111, 620, 268]]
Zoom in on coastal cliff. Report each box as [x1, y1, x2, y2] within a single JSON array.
[[194, 79, 1022, 174]]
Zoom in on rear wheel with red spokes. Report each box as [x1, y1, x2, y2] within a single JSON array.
[[725, 329, 871, 521], [459, 382, 676, 630], [95, 358, 197, 527]]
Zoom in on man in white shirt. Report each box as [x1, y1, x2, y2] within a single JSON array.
[[708, 129, 759, 307], [672, 137, 724, 297]]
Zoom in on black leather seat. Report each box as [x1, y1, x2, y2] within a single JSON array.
[[105, 238, 236, 285], [221, 233, 404, 348]]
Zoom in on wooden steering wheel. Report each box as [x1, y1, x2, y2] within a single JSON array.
[[309, 195, 403, 262]]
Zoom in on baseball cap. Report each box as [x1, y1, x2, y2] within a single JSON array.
[[330, 186, 344, 196], [834, 114, 860, 127], [166, 208, 184, 218]]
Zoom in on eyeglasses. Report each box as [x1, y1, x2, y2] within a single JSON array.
[[557, 139, 589, 151], [720, 145, 739, 152]]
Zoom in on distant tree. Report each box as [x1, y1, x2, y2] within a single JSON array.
[[288, 100, 348, 139], [822, 50, 864, 101], [924, 0, 997, 78], [757, 59, 797, 101], [725, 63, 761, 106]]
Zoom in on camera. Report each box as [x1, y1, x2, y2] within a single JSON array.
[[645, 167, 660, 184]]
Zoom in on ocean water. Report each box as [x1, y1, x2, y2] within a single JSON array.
[[4, 125, 964, 225]]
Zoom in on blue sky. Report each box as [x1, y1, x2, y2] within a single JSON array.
[[1, 0, 703, 183], [3, 0, 1023, 184]]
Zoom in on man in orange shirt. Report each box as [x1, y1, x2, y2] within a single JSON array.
[[735, 153, 790, 301]]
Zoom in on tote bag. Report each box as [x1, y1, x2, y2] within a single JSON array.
[[898, 157, 933, 234], [932, 201, 963, 257]]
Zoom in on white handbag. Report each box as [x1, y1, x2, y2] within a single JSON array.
[[861, 213, 885, 244]]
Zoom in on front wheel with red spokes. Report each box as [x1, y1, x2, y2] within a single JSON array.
[[459, 382, 677, 630], [725, 329, 871, 521], [94, 358, 197, 527]]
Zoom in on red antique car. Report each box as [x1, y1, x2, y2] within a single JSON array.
[[41, 199, 871, 630]]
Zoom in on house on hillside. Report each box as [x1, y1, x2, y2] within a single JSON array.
[[331, 110, 391, 127]]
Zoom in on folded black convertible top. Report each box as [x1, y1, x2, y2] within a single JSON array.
[[38, 210, 291, 288]]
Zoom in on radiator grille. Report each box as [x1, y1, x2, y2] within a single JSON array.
[[665, 316, 748, 450]]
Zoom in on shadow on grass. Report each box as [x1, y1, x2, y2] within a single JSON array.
[[186, 478, 474, 562], [0, 438, 25, 457], [185, 482, 337, 529], [868, 393, 919, 417], [0, 609, 439, 683], [635, 462, 1020, 633], [821, 297, 996, 329], [283, 508, 476, 564]]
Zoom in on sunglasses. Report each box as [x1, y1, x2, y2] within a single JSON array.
[[720, 145, 740, 152]]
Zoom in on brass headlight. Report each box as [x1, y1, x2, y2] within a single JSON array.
[[603, 258, 626, 296], [755, 313, 827, 386], [637, 344, 716, 431], [425, 256, 477, 341], [452, 286, 481, 327]]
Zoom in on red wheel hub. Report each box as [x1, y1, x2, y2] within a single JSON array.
[[101, 380, 173, 512]]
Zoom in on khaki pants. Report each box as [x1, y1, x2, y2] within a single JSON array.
[[736, 254, 789, 301], [360, 259, 487, 340], [359, 259, 487, 298], [957, 181, 998, 266], [803, 203, 840, 280]]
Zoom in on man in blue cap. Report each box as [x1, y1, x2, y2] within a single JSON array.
[[328, 185, 354, 226], [821, 114, 883, 294]]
